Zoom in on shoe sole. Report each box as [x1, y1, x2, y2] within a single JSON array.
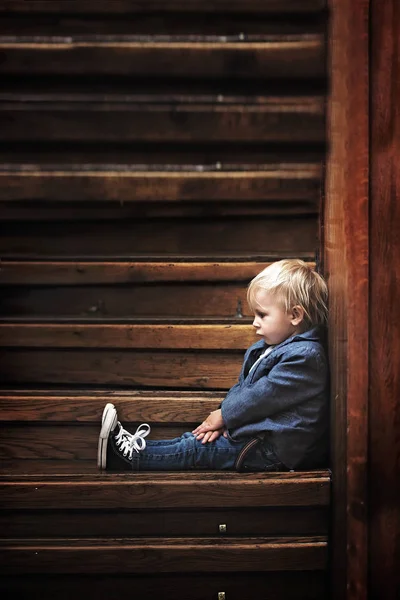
[[97, 403, 117, 471]]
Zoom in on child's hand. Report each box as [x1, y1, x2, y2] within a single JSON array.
[[192, 409, 225, 439], [194, 427, 228, 444]]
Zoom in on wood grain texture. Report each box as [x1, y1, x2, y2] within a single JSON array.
[[0, 389, 221, 418], [0, 98, 324, 143], [0, 507, 328, 537], [0, 37, 324, 78], [0, 391, 223, 422], [0, 476, 330, 508], [0, 536, 328, 574], [0, 202, 319, 221], [0, 469, 330, 481], [0, 573, 327, 600], [0, 260, 314, 285], [0, 217, 318, 256], [0, 284, 250, 318], [0, 572, 327, 600], [0, 349, 244, 388], [325, 1, 369, 598], [0, 424, 195, 460], [0, 323, 256, 349], [369, 1, 400, 598], [0, 165, 321, 202]]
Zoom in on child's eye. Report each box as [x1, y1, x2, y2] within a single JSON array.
[[256, 311, 266, 318]]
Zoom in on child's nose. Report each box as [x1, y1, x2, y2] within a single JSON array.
[[252, 316, 259, 328]]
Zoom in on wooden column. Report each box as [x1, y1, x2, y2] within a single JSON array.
[[325, 1, 369, 598]]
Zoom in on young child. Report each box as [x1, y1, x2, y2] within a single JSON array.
[[98, 259, 329, 472]]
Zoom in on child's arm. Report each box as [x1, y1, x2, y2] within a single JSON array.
[[192, 409, 226, 443], [194, 427, 228, 444], [221, 348, 327, 433]]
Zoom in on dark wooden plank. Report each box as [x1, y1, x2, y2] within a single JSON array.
[[0, 323, 256, 349], [370, 1, 400, 599], [0, 260, 288, 284], [0, 36, 324, 78], [0, 98, 324, 143], [0, 1, 327, 14], [0, 391, 224, 422], [0, 17, 325, 38], [0, 572, 327, 600], [0, 201, 319, 221], [0, 217, 318, 256], [0, 474, 331, 508], [0, 164, 321, 202], [0, 349, 244, 388], [0, 536, 328, 574], [0, 284, 250, 318], [0, 507, 328, 537], [0, 149, 325, 165]]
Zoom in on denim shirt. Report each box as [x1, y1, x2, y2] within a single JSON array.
[[221, 326, 329, 469]]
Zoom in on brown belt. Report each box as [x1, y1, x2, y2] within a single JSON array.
[[234, 435, 265, 472]]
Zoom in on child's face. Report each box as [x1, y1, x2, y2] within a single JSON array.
[[252, 291, 302, 345]]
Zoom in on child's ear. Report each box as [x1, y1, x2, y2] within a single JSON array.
[[290, 305, 305, 326]]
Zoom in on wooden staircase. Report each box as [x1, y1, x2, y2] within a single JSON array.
[[0, 1, 329, 598]]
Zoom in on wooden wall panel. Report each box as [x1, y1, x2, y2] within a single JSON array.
[[369, 1, 400, 598]]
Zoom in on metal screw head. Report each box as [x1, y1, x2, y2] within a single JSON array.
[[219, 523, 227, 533]]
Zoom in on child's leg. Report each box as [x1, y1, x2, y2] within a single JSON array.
[[98, 403, 286, 472], [131, 431, 245, 471], [98, 403, 246, 471]]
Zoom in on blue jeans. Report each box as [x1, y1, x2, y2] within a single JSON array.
[[130, 432, 286, 471]]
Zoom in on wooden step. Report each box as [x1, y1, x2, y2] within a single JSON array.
[[0, 258, 315, 318], [0, 258, 315, 285], [0, 349, 244, 388], [0, 471, 330, 509], [0, 163, 321, 203], [0, 536, 328, 574], [0, 1, 327, 15], [0, 35, 324, 78], [0, 322, 255, 388], [0, 322, 256, 349], [0, 389, 225, 423], [0, 217, 318, 257], [0, 96, 324, 143]]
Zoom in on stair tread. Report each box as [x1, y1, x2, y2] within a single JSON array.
[[0, 465, 330, 480], [0, 536, 327, 546]]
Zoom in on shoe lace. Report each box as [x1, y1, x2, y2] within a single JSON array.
[[114, 422, 151, 460]]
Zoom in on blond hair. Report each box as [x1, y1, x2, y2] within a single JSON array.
[[247, 259, 328, 328]]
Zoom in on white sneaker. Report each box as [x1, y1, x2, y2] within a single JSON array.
[[113, 422, 151, 460], [97, 403, 118, 470], [97, 403, 151, 471]]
